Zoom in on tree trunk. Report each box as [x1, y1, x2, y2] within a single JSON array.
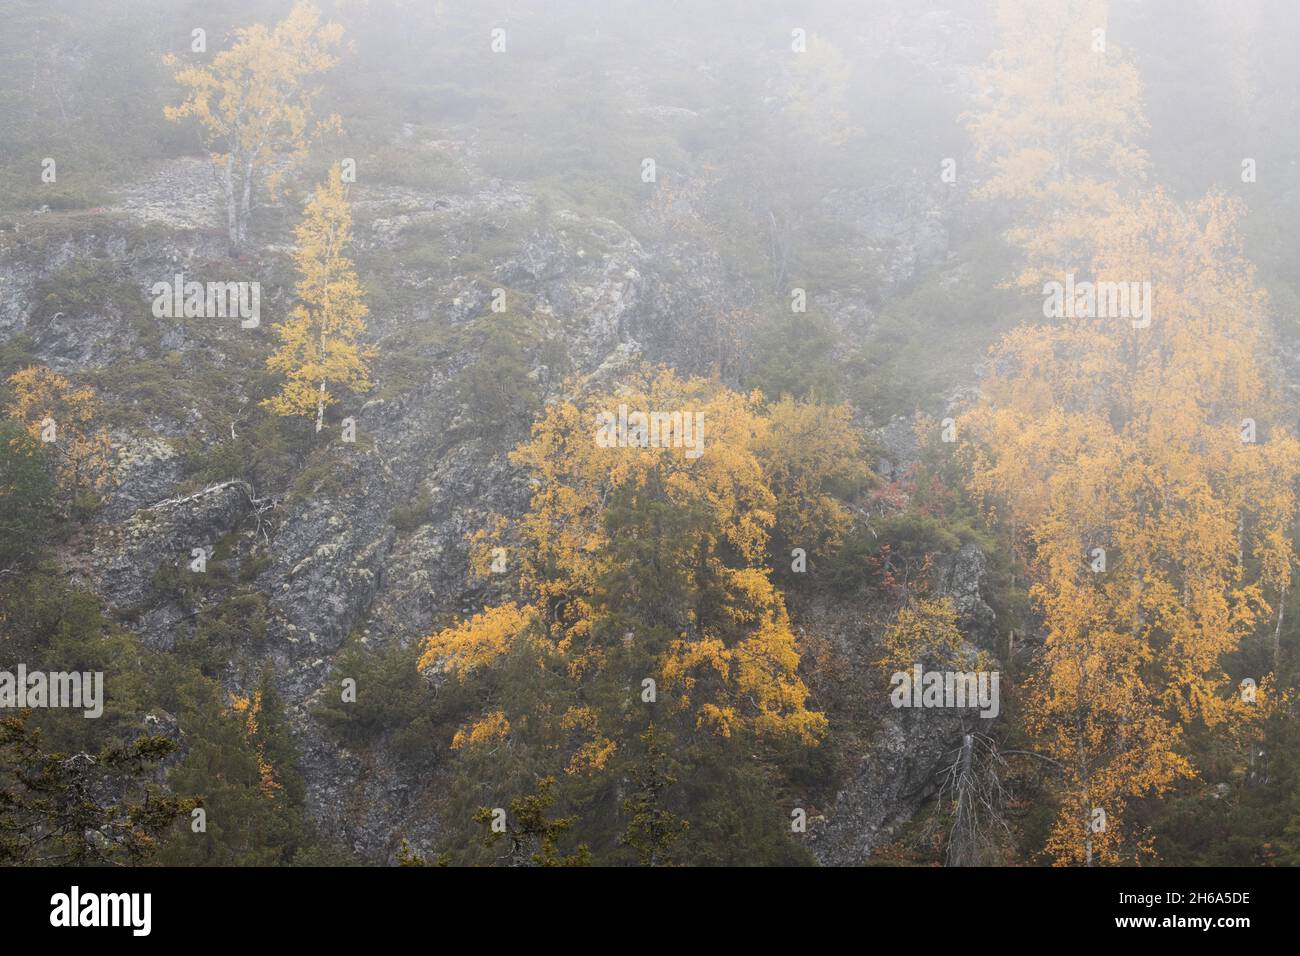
[[1083, 795, 1094, 867], [315, 380, 326, 433], [223, 159, 238, 246], [1274, 584, 1286, 673], [950, 733, 976, 867], [238, 158, 254, 244]]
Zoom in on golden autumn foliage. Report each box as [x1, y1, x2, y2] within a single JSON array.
[[5, 365, 116, 499], [964, 196, 1300, 861], [967, 0, 1148, 289], [559, 707, 616, 775], [264, 163, 375, 432], [164, 1, 344, 245], [753, 395, 872, 557], [878, 598, 981, 676], [418, 603, 538, 682], [451, 711, 511, 751], [229, 689, 260, 736], [228, 691, 283, 799], [965, 0, 1300, 865], [508, 367, 827, 744], [421, 367, 844, 786]]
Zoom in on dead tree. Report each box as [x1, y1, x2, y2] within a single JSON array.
[[937, 729, 1013, 866]]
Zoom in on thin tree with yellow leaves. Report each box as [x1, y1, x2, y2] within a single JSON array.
[[164, 2, 344, 245], [966, 0, 1148, 289], [264, 163, 375, 433]]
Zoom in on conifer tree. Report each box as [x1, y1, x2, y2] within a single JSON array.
[[620, 724, 688, 866]]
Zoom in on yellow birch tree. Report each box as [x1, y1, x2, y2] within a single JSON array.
[[964, 0, 1300, 864], [263, 163, 375, 432], [966, 0, 1147, 289], [164, 2, 344, 245]]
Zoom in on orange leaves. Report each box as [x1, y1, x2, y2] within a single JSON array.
[[418, 603, 537, 681], [5, 365, 116, 499], [228, 690, 260, 736], [451, 712, 510, 752], [227, 691, 282, 799]]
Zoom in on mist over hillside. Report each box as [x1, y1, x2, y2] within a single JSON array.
[[2, 0, 1300, 890]]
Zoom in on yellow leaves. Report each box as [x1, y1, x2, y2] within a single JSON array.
[[969, 0, 1149, 286], [754, 396, 872, 554], [966, 0, 1300, 865], [695, 704, 741, 738], [962, 186, 1299, 747], [228, 689, 261, 737], [227, 690, 281, 799], [164, 1, 342, 167], [451, 711, 510, 751], [418, 603, 537, 681], [661, 603, 827, 746], [878, 598, 974, 676], [5, 365, 116, 497], [510, 368, 780, 579], [731, 610, 828, 745], [718, 567, 779, 624], [465, 520, 509, 581], [9, 365, 91, 430], [164, 2, 344, 243], [662, 635, 731, 707], [264, 164, 376, 428], [256, 753, 283, 799], [427, 365, 833, 783], [559, 707, 616, 775]]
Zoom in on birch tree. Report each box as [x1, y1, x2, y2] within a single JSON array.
[[264, 164, 374, 432], [164, 2, 343, 246]]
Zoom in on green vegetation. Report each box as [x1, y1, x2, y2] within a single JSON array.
[[1, 0, 1299, 871]]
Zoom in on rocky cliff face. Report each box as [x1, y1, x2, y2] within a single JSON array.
[[804, 542, 1000, 866], [0, 9, 996, 861]]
